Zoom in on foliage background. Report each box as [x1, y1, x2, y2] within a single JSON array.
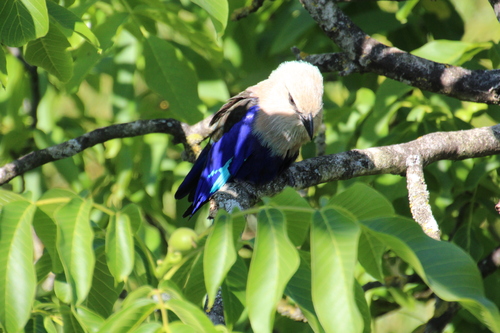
[[1, 0, 500, 332]]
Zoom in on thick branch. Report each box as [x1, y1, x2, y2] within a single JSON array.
[[3, 121, 500, 225], [292, 47, 353, 74], [299, 0, 500, 104], [212, 125, 500, 214], [0, 118, 215, 185]]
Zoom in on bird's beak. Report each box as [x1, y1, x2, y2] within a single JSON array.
[[300, 113, 315, 140]]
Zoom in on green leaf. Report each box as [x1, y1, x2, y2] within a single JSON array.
[[311, 208, 363, 333], [165, 299, 218, 333], [121, 286, 154, 308], [54, 273, 73, 304], [46, 1, 100, 48], [354, 281, 371, 333], [221, 256, 247, 330], [74, 306, 105, 333], [204, 211, 237, 308], [359, 79, 412, 148], [35, 251, 52, 282], [0, 189, 26, 205], [190, 0, 228, 35], [25, 315, 45, 333], [168, 321, 198, 333], [65, 12, 128, 93], [60, 304, 85, 333], [43, 315, 58, 333], [170, 250, 206, 305], [328, 182, 394, 220], [395, 0, 418, 24], [96, 298, 157, 333], [268, 187, 314, 246], [269, 1, 316, 56], [24, 23, 73, 82], [55, 197, 95, 305], [490, 42, 500, 69], [132, 322, 163, 333], [247, 208, 300, 333], [0, 0, 49, 47], [143, 35, 203, 124], [285, 251, 324, 333], [358, 228, 385, 281], [36, 189, 78, 216], [141, 134, 168, 197], [158, 280, 186, 301], [133, 3, 222, 61], [121, 204, 143, 233], [33, 207, 63, 273], [0, 47, 6, 88], [361, 217, 500, 332], [86, 245, 124, 318], [0, 201, 37, 333], [106, 213, 135, 282], [411, 40, 491, 66]]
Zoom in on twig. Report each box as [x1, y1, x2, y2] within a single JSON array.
[[8, 47, 41, 128], [333, 0, 408, 1], [478, 246, 500, 278], [362, 281, 383, 291], [425, 300, 460, 333], [231, 0, 266, 21], [406, 155, 440, 240]]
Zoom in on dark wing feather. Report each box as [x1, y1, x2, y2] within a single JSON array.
[[210, 89, 258, 141], [174, 143, 211, 200]]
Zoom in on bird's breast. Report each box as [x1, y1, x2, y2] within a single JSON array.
[[252, 116, 309, 159]]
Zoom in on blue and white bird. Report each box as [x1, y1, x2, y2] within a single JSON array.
[[175, 61, 324, 217]]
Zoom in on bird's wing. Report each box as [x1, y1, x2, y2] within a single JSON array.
[[210, 87, 258, 141], [175, 88, 257, 202], [174, 143, 211, 201]]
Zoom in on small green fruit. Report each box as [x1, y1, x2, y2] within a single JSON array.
[[169, 227, 198, 252]]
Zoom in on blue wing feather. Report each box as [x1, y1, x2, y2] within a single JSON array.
[[176, 105, 294, 217], [174, 143, 211, 201]]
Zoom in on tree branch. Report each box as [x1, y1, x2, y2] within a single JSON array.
[[292, 47, 353, 74], [231, 0, 266, 21], [0, 118, 215, 185], [489, 0, 500, 22], [299, 0, 500, 104], [478, 246, 500, 278], [211, 125, 500, 216], [8, 47, 41, 128], [3, 118, 500, 228]]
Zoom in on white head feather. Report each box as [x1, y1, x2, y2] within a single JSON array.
[[251, 61, 324, 157]]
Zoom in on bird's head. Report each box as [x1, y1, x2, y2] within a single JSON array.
[[254, 61, 324, 155]]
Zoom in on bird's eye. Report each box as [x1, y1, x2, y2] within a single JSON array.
[[288, 94, 297, 108]]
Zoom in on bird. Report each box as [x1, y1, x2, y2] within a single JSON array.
[[175, 61, 324, 217]]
